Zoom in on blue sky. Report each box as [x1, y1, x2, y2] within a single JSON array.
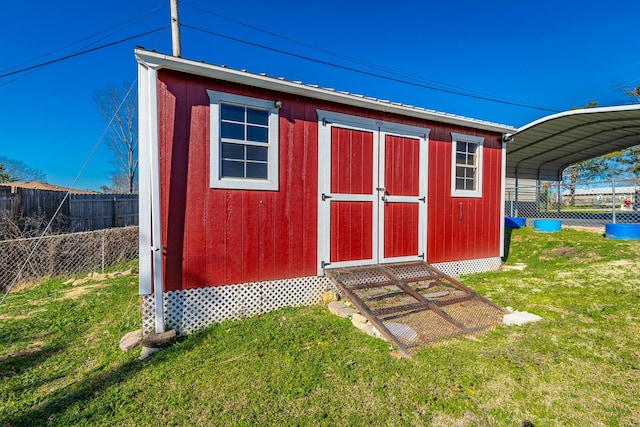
[[1, 0, 639, 191]]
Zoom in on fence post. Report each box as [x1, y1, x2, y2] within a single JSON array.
[[101, 229, 106, 273], [509, 189, 514, 217], [112, 197, 118, 228], [612, 180, 616, 225]]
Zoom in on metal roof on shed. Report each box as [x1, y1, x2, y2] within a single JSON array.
[[135, 48, 515, 134], [507, 104, 640, 181]]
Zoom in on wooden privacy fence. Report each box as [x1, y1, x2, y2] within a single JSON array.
[[0, 187, 138, 234]]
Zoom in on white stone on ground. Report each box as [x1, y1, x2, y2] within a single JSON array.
[[503, 311, 542, 326]]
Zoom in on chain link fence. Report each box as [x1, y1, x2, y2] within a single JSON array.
[[505, 178, 640, 227], [0, 226, 138, 292]]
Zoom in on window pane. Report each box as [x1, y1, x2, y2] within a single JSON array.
[[456, 166, 466, 179], [247, 125, 268, 143], [456, 178, 466, 190], [456, 141, 467, 153], [246, 162, 268, 179], [221, 104, 245, 122], [246, 145, 268, 161], [222, 143, 245, 160], [247, 108, 269, 126], [456, 152, 468, 165], [221, 160, 245, 177], [221, 122, 244, 140]]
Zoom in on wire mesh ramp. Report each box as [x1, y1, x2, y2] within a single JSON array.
[[324, 262, 505, 355]]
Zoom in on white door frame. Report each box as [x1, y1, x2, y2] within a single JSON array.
[[317, 109, 430, 274], [378, 125, 429, 264]]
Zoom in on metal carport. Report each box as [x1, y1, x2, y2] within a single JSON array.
[[507, 104, 640, 181]]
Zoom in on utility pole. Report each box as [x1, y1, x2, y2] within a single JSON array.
[[170, 0, 182, 57]]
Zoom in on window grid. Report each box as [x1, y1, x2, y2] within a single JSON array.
[[220, 103, 270, 180], [455, 141, 478, 191]]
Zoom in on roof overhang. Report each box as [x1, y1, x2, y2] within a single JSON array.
[[135, 48, 515, 134], [507, 104, 640, 181]]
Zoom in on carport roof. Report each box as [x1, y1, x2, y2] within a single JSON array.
[[507, 104, 640, 181]]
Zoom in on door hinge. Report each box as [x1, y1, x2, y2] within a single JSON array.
[[322, 118, 332, 126], [418, 196, 426, 203], [418, 253, 425, 260], [322, 193, 333, 201], [321, 260, 331, 268]]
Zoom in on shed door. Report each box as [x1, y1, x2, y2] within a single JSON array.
[[379, 132, 426, 263], [318, 111, 428, 272], [328, 126, 376, 266]]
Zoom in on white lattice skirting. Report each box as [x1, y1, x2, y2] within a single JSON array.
[[432, 257, 502, 277], [143, 275, 333, 335]]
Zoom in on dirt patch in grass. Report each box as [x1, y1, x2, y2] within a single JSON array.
[[564, 225, 605, 234], [62, 283, 107, 300], [0, 313, 31, 320], [10, 279, 42, 292]]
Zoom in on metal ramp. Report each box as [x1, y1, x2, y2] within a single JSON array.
[[324, 261, 505, 355]]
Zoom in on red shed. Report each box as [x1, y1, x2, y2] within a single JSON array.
[[136, 49, 515, 334]]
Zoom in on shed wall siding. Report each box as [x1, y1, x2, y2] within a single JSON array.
[[426, 126, 503, 263], [157, 70, 503, 291]]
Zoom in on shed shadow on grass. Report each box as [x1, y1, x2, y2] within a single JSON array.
[[2, 333, 209, 427], [0, 344, 65, 384], [502, 227, 515, 263]]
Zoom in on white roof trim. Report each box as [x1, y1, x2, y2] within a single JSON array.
[[135, 48, 515, 134], [516, 104, 640, 134]]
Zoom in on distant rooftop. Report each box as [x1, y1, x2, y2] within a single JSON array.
[[0, 181, 96, 194]]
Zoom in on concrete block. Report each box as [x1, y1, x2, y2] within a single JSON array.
[[503, 311, 542, 326], [351, 313, 368, 324], [328, 301, 347, 316], [119, 329, 142, 352], [337, 306, 359, 318], [142, 329, 177, 348], [139, 346, 160, 360]]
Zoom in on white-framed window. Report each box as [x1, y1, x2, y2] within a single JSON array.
[[207, 90, 279, 191], [451, 132, 483, 198]]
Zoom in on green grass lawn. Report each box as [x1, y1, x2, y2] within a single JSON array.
[[1, 229, 640, 426]]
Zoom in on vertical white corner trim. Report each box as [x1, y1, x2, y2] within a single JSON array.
[[138, 62, 152, 296], [138, 63, 165, 333], [499, 141, 507, 258], [148, 67, 165, 333]]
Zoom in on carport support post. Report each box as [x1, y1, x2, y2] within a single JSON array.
[[536, 180, 541, 215], [557, 181, 561, 213], [514, 177, 519, 217], [612, 180, 616, 224]]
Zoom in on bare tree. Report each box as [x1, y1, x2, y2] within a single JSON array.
[[93, 82, 138, 194], [0, 156, 46, 182]]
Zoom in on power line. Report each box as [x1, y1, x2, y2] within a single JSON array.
[[0, 5, 168, 75], [182, 2, 538, 107], [0, 26, 168, 80], [182, 23, 559, 113]]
